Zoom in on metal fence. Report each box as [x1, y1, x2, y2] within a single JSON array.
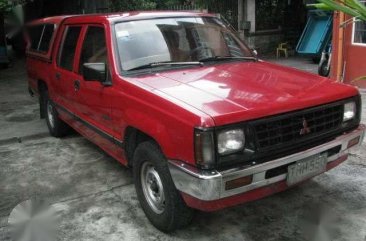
[[207, 0, 238, 30], [166, 0, 238, 30], [166, 4, 203, 11]]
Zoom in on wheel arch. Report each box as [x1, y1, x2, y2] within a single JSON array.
[[124, 126, 165, 167], [37, 79, 48, 119], [38, 79, 48, 92]]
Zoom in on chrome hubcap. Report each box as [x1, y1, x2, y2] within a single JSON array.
[[47, 101, 55, 129], [141, 162, 165, 214]]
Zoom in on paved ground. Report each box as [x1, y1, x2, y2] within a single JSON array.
[[0, 57, 365, 241], [265, 56, 318, 74]]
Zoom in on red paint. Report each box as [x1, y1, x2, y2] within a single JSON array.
[[25, 12, 360, 210], [331, 13, 366, 89], [182, 154, 349, 212]]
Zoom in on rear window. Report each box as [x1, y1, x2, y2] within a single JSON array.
[[27, 24, 55, 53]]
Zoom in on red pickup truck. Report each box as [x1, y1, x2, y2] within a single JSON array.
[[26, 12, 365, 232]]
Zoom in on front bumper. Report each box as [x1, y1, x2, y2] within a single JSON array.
[[168, 124, 365, 207]]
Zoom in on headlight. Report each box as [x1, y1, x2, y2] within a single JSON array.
[[343, 102, 356, 122], [218, 129, 245, 155]]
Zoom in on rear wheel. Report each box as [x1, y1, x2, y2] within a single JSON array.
[[43, 91, 70, 137], [133, 141, 194, 232]]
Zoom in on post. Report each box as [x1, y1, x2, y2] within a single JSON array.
[[238, 0, 243, 31], [336, 11, 345, 82], [246, 0, 255, 33]]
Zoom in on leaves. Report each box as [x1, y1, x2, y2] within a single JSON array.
[[309, 0, 366, 21], [0, 0, 27, 13], [0, 0, 12, 13], [308, 3, 334, 11], [351, 76, 366, 84]]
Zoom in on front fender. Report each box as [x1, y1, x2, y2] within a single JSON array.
[[124, 108, 173, 154]]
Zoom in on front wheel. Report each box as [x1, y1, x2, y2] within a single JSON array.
[[133, 141, 194, 232]]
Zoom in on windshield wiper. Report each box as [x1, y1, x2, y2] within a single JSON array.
[[199, 56, 257, 62], [128, 61, 203, 71]]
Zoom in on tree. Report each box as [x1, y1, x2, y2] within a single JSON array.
[[0, 0, 12, 47], [0, 0, 25, 53]]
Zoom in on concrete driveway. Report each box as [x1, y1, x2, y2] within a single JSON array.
[[1, 59, 366, 241]]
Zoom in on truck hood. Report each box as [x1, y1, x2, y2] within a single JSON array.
[[133, 61, 358, 126]]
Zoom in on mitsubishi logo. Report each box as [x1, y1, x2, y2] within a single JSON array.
[[300, 118, 311, 135]]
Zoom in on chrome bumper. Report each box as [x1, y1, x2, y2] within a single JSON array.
[[168, 124, 366, 201]]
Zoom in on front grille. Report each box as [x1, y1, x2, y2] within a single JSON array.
[[216, 96, 361, 170], [252, 105, 344, 150]]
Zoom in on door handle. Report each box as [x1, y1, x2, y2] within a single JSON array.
[[55, 72, 61, 80], [74, 80, 80, 92]]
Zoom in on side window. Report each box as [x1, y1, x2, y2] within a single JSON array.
[[28, 25, 43, 50], [39, 24, 55, 52], [353, 1, 366, 45], [27, 24, 55, 52], [58, 26, 82, 71], [79, 26, 107, 74]]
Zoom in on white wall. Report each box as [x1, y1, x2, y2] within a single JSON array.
[[246, 0, 255, 33]]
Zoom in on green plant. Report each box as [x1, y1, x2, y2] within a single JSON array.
[[308, 0, 366, 21], [0, 0, 12, 13], [351, 75, 366, 84], [309, 0, 366, 84], [1, 0, 26, 13]]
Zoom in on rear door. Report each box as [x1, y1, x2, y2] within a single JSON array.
[[53, 25, 83, 113]]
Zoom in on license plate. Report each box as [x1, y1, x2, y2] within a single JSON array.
[[287, 154, 328, 186]]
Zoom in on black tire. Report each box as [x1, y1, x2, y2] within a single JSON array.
[[318, 59, 330, 77], [39, 93, 46, 119], [133, 141, 194, 232], [43, 90, 70, 137]]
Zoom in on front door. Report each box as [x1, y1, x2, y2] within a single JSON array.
[[73, 25, 116, 152]]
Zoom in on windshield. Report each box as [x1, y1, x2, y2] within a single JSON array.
[[115, 17, 254, 71]]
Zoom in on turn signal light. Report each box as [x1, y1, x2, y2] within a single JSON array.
[[194, 130, 216, 169], [347, 136, 360, 149], [225, 175, 253, 190]]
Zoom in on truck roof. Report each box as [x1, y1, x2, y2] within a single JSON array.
[[27, 11, 216, 25], [27, 15, 73, 25]]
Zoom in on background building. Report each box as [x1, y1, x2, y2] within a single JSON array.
[[19, 0, 311, 56], [331, 5, 366, 89], [238, 0, 309, 54]]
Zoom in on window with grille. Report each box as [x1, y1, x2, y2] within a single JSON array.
[[353, 1, 366, 45]]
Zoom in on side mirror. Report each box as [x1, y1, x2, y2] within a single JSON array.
[[83, 63, 106, 83]]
